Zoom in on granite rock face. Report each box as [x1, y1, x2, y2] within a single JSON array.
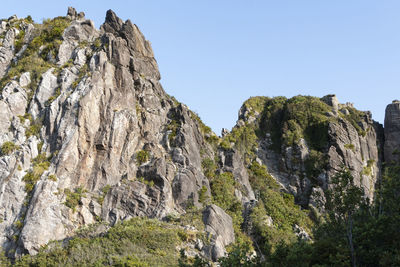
[[0, 8, 241, 259], [202, 204, 235, 261], [0, 6, 398, 263], [238, 95, 384, 210], [384, 100, 400, 163]]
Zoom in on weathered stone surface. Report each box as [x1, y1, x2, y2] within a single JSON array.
[[251, 96, 383, 208], [0, 8, 218, 259], [322, 94, 339, 115], [0, 28, 16, 78], [19, 72, 31, 87], [384, 100, 400, 163], [30, 69, 58, 119], [0, 6, 396, 264], [202, 204, 235, 261]]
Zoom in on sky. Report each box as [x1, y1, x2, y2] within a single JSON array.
[[1, 1, 399, 134]]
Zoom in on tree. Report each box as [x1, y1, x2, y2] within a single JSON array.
[[324, 167, 365, 267]]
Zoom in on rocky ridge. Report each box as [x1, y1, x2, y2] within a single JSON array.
[[234, 95, 384, 210], [0, 8, 241, 260], [0, 7, 398, 264]]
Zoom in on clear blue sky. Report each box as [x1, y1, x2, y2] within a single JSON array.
[[2, 1, 399, 133]]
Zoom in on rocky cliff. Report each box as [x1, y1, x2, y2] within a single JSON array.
[[0, 7, 397, 265], [384, 100, 400, 164], [0, 8, 244, 260], [231, 95, 384, 209]]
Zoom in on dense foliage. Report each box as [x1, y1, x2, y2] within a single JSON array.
[[248, 162, 313, 255], [220, 165, 400, 266], [12, 217, 185, 266], [254, 96, 333, 152]]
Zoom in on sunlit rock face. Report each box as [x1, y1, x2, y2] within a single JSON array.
[[0, 8, 240, 259], [0, 6, 398, 264]]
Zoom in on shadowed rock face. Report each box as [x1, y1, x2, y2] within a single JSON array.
[[384, 101, 400, 163]]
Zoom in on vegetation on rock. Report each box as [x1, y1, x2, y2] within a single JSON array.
[[13, 217, 185, 266], [0, 141, 19, 155]]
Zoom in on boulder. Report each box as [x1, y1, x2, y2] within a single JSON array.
[[202, 204, 235, 261]]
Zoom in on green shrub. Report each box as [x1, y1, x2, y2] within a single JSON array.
[[45, 87, 61, 106], [344, 143, 355, 151], [18, 113, 32, 125], [102, 185, 111, 195], [64, 187, 86, 212], [25, 122, 41, 138], [210, 172, 246, 243], [225, 123, 258, 164], [167, 108, 182, 147], [361, 159, 375, 177], [14, 219, 24, 230], [93, 38, 102, 49], [97, 185, 112, 205], [48, 174, 57, 181], [136, 150, 149, 165], [258, 95, 331, 152], [198, 185, 209, 204], [1, 141, 20, 155], [219, 139, 231, 150], [248, 161, 313, 254], [14, 29, 26, 53], [201, 158, 217, 179], [189, 111, 216, 145], [243, 96, 270, 116], [167, 120, 180, 146], [22, 153, 51, 194]]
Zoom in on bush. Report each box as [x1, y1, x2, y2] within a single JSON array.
[[1, 141, 19, 155], [48, 174, 57, 181], [25, 122, 41, 138], [219, 139, 231, 150], [64, 187, 86, 212], [225, 123, 258, 164], [136, 150, 149, 165], [201, 158, 217, 179], [22, 153, 51, 194], [341, 107, 367, 137], [344, 143, 355, 151], [198, 185, 209, 204]]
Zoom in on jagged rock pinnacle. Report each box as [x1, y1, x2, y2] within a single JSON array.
[[384, 101, 400, 163]]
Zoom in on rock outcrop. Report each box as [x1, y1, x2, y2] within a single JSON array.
[[384, 100, 400, 163], [0, 8, 244, 259], [236, 95, 384, 209], [0, 7, 398, 264], [202, 204, 235, 261]]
